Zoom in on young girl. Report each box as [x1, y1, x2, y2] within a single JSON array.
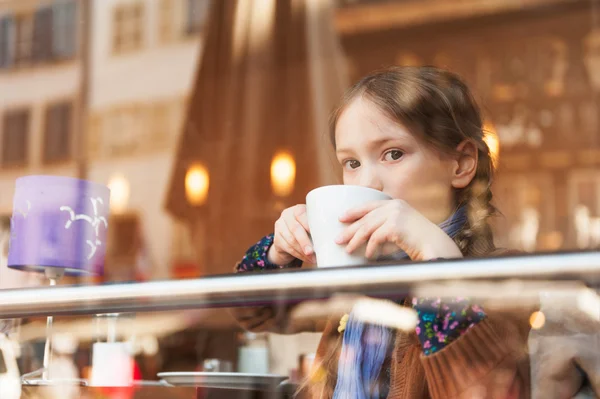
[[233, 66, 532, 398]]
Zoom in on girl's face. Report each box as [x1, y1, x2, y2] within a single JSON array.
[[334, 97, 461, 223]]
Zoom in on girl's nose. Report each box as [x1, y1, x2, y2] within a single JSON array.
[[358, 169, 383, 192]]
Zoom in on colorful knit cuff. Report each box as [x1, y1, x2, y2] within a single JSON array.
[[236, 233, 303, 272], [412, 297, 486, 356]]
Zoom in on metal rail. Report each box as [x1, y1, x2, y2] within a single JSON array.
[[0, 251, 599, 318]]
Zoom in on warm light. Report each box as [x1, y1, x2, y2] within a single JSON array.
[[185, 164, 209, 206], [271, 151, 296, 197], [107, 174, 130, 214], [529, 311, 545, 330], [483, 123, 500, 169]]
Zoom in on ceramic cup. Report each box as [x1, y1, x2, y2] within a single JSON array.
[[306, 185, 393, 267]]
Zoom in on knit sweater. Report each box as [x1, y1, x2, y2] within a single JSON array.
[[232, 255, 536, 399], [232, 292, 533, 399], [308, 309, 533, 399]]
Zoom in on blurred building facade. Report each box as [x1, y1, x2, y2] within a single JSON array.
[[86, 0, 207, 280], [0, 0, 599, 284], [0, 0, 81, 212], [0, 0, 207, 282], [0, 0, 82, 288]]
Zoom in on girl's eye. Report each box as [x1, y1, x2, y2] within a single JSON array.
[[384, 150, 403, 161], [344, 159, 361, 170]]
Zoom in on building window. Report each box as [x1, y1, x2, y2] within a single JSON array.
[[0, 16, 15, 69], [159, 0, 208, 43], [1, 109, 30, 168], [32, 7, 53, 63], [113, 3, 145, 54], [0, 1, 77, 70], [51, 1, 78, 60], [32, 1, 78, 62], [43, 101, 73, 164], [185, 0, 210, 36], [14, 14, 34, 67]]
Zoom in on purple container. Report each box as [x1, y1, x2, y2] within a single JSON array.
[[7, 176, 110, 276]]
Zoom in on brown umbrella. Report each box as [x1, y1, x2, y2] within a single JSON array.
[[165, 0, 348, 275]]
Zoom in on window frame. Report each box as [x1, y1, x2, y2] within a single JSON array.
[[42, 100, 74, 165], [1, 107, 31, 169], [112, 2, 146, 55]]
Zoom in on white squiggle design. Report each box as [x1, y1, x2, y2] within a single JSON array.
[[16, 200, 31, 219], [60, 197, 108, 260], [86, 239, 102, 259]]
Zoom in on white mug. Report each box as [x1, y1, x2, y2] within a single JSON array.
[[306, 185, 393, 268], [90, 342, 133, 387]]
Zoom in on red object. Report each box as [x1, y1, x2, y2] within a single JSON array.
[[172, 260, 201, 279], [96, 359, 142, 399]]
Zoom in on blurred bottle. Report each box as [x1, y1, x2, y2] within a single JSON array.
[[237, 332, 269, 374]]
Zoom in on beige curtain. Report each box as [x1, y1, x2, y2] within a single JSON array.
[[166, 0, 348, 275]]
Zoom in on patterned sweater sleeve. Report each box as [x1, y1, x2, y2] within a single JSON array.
[[412, 297, 486, 355], [236, 233, 302, 272], [408, 257, 486, 355], [230, 234, 313, 334]]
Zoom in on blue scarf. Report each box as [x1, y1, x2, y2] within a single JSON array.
[[332, 206, 468, 399]]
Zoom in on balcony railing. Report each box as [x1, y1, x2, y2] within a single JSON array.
[[0, 251, 598, 319]]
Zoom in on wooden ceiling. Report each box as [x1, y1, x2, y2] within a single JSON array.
[[334, 0, 584, 34]]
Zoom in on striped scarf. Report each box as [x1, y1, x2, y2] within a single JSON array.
[[333, 206, 468, 399]]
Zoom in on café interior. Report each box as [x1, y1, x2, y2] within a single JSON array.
[[0, 0, 599, 398]]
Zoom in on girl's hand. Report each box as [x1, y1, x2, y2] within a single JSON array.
[[335, 199, 463, 261], [268, 204, 316, 265]]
